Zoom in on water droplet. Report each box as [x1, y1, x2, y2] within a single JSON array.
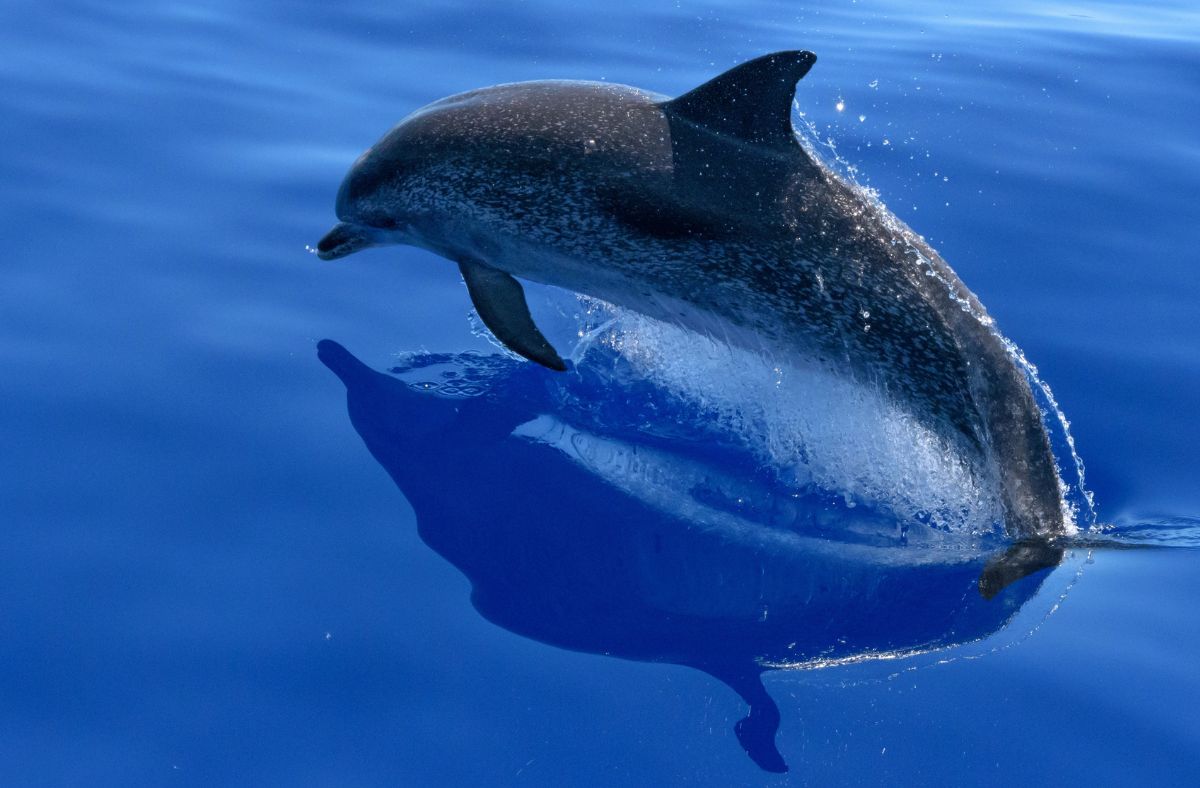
[[835, 99, 845, 112]]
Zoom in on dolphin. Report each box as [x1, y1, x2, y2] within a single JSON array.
[[315, 51, 1066, 539]]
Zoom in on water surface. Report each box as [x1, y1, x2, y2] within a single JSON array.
[[2, 0, 1198, 785]]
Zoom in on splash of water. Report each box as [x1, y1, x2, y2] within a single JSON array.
[[560, 297, 1005, 537], [791, 106, 1096, 531], [1082, 515, 1200, 549]]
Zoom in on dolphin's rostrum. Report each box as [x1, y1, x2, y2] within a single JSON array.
[[315, 51, 1067, 538]]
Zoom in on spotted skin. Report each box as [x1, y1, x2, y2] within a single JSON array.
[[316, 56, 1065, 538]]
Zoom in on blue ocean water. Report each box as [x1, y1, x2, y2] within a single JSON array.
[[2, 0, 1199, 784]]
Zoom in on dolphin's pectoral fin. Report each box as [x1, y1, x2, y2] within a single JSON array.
[[663, 50, 817, 148], [458, 261, 567, 372], [978, 540, 1064, 600]]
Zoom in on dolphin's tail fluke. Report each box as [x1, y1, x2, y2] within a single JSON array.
[[978, 540, 1064, 600]]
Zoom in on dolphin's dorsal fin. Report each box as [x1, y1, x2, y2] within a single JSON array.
[[458, 260, 567, 372], [663, 50, 817, 148]]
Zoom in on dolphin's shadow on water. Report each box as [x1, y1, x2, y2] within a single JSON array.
[[318, 340, 1061, 773]]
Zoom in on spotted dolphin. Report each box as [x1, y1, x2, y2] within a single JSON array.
[[315, 51, 1066, 539]]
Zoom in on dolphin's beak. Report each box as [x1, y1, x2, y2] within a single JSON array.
[[317, 339, 373, 386], [315, 222, 374, 261]]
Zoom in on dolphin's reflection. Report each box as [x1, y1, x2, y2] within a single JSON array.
[[319, 340, 1059, 773]]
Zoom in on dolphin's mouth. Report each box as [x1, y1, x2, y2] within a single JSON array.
[[315, 222, 374, 260]]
